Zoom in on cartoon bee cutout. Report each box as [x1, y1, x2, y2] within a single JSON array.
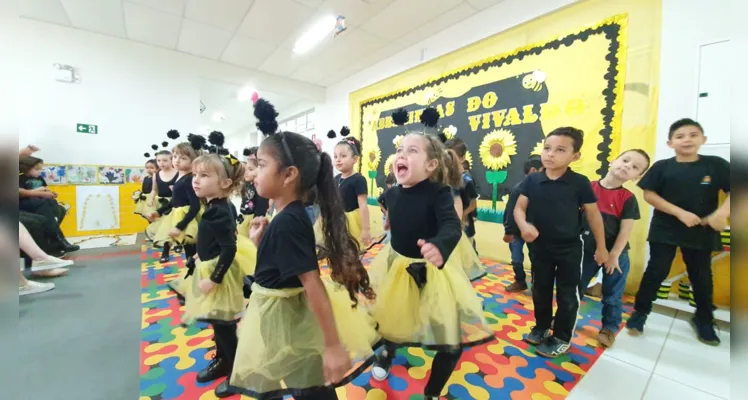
[[522, 70, 547, 92]]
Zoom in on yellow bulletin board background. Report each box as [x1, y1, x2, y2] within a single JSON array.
[[349, 0, 666, 297]]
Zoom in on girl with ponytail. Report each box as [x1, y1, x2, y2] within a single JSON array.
[[366, 131, 494, 400], [224, 99, 379, 400]]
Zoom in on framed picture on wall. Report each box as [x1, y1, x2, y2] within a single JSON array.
[[126, 168, 147, 184], [67, 165, 98, 184], [41, 165, 66, 185], [99, 166, 125, 184]]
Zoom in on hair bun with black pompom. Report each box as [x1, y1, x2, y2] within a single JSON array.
[[187, 133, 206, 151], [151, 144, 158, 150], [161, 141, 169, 147], [144, 152, 151, 158], [420, 107, 440, 128], [327, 129, 336, 139], [253, 98, 279, 135], [340, 126, 350, 137], [243, 148, 251, 156], [167, 129, 180, 140], [392, 108, 409, 126], [208, 131, 225, 147]]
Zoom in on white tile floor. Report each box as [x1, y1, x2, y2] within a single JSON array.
[[569, 304, 731, 400]]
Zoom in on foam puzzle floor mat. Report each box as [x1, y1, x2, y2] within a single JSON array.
[[140, 244, 633, 400]]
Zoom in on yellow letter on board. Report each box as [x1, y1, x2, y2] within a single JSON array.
[[482, 92, 498, 110], [467, 97, 481, 113], [522, 104, 539, 124], [445, 101, 455, 117], [468, 115, 482, 131], [504, 108, 522, 126]]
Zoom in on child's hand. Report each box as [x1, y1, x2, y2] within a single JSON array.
[[594, 247, 609, 266], [702, 212, 728, 232], [193, 254, 199, 260], [198, 278, 216, 294], [323, 344, 352, 385], [503, 234, 514, 243], [603, 253, 622, 275], [361, 230, 372, 247], [520, 224, 539, 243], [417, 239, 444, 267], [148, 212, 160, 222], [168, 228, 182, 239], [249, 217, 268, 246], [677, 210, 701, 228]]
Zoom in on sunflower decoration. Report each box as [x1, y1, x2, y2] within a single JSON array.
[[464, 150, 474, 170], [479, 129, 517, 170], [392, 135, 405, 149], [531, 141, 544, 156], [367, 146, 382, 171], [383, 154, 397, 176]]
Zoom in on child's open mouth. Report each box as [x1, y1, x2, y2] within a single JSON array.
[[395, 161, 408, 176]]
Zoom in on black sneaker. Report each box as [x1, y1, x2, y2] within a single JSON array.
[[214, 379, 235, 398], [196, 356, 231, 383], [371, 348, 394, 382], [524, 327, 551, 345], [626, 311, 647, 336], [690, 317, 721, 346], [536, 336, 571, 358]]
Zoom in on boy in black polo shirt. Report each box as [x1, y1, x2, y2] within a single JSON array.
[[626, 118, 730, 346], [514, 127, 609, 358]]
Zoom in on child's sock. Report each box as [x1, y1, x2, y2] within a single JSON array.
[[160, 242, 171, 263]]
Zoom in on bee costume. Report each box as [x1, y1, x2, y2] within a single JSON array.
[[144, 169, 178, 240], [134, 175, 156, 219], [237, 182, 269, 238]]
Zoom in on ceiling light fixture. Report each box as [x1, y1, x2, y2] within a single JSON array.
[[293, 15, 337, 55], [237, 86, 258, 103]]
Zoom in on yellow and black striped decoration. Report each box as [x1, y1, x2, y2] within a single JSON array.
[[678, 281, 691, 300], [657, 282, 671, 300]]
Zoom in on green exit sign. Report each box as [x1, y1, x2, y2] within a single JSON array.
[[77, 123, 98, 134]]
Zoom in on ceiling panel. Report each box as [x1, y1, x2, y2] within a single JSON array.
[[126, 0, 186, 16], [315, 41, 403, 86], [61, 0, 126, 37], [395, 2, 476, 48], [177, 19, 233, 59], [290, 28, 386, 82], [237, 0, 315, 45], [256, 43, 308, 77], [220, 35, 277, 69], [315, 0, 395, 27], [185, 0, 254, 32], [293, 0, 325, 7], [359, 0, 462, 41], [124, 2, 182, 48], [20, 0, 71, 26], [466, 0, 505, 11]]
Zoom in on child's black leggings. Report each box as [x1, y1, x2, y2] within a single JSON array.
[[380, 343, 462, 396], [212, 323, 237, 363], [183, 243, 197, 275]]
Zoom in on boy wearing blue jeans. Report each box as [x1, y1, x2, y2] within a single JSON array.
[[503, 156, 543, 292], [578, 149, 651, 348]]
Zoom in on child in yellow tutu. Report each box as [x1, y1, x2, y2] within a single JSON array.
[[181, 152, 249, 392], [221, 100, 380, 399], [134, 159, 158, 220], [368, 132, 494, 399], [150, 137, 204, 304], [144, 150, 178, 241], [237, 147, 269, 237], [333, 135, 372, 250]]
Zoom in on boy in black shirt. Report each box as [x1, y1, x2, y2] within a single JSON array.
[[626, 118, 730, 346], [514, 127, 608, 358], [503, 156, 543, 292]]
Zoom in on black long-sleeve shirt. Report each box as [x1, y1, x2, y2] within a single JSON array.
[[385, 179, 461, 264], [197, 198, 238, 283], [157, 174, 200, 231]]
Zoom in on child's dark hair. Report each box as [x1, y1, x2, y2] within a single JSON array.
[[462, 160, 470, 172], [260, 131, 374, 306], [155, 150, 171, 157], [385, 172, 396, 186], [617, 149, 652, 172], [336, 137, 361, 157], [524, 157, 543, 174], [245, 146, 259, 157], [668, 118, 703, 139], [547, 126, 584, 152], [445, 137, 468, 158], [192, 154, 245, 196], [19, 156, 43, 174], [145, 159, 158, 169]]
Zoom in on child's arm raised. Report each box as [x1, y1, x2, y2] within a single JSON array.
[[299, 270, 351, 384]]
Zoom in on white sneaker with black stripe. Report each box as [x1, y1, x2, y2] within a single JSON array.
[[535, 336, 571, 358]]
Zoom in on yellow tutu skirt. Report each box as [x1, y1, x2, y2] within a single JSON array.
[[345, 210, 363, 249], [134, 194, 159, 219], [313, 217, 325, 247], [167, 274, 192, 298], [183, 256, 245, 323], [153, 206, 203, 246], [228, 282, 380, 397], [237, 214, 253, 238], [235, 235, 257, 276], [455, 233, 486, 281], [368, 244, 494, 349]]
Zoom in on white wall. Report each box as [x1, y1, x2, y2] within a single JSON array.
[[6, 16, 324, 167], [315, 0, 577, 153], [655, 0, 731, 160]]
